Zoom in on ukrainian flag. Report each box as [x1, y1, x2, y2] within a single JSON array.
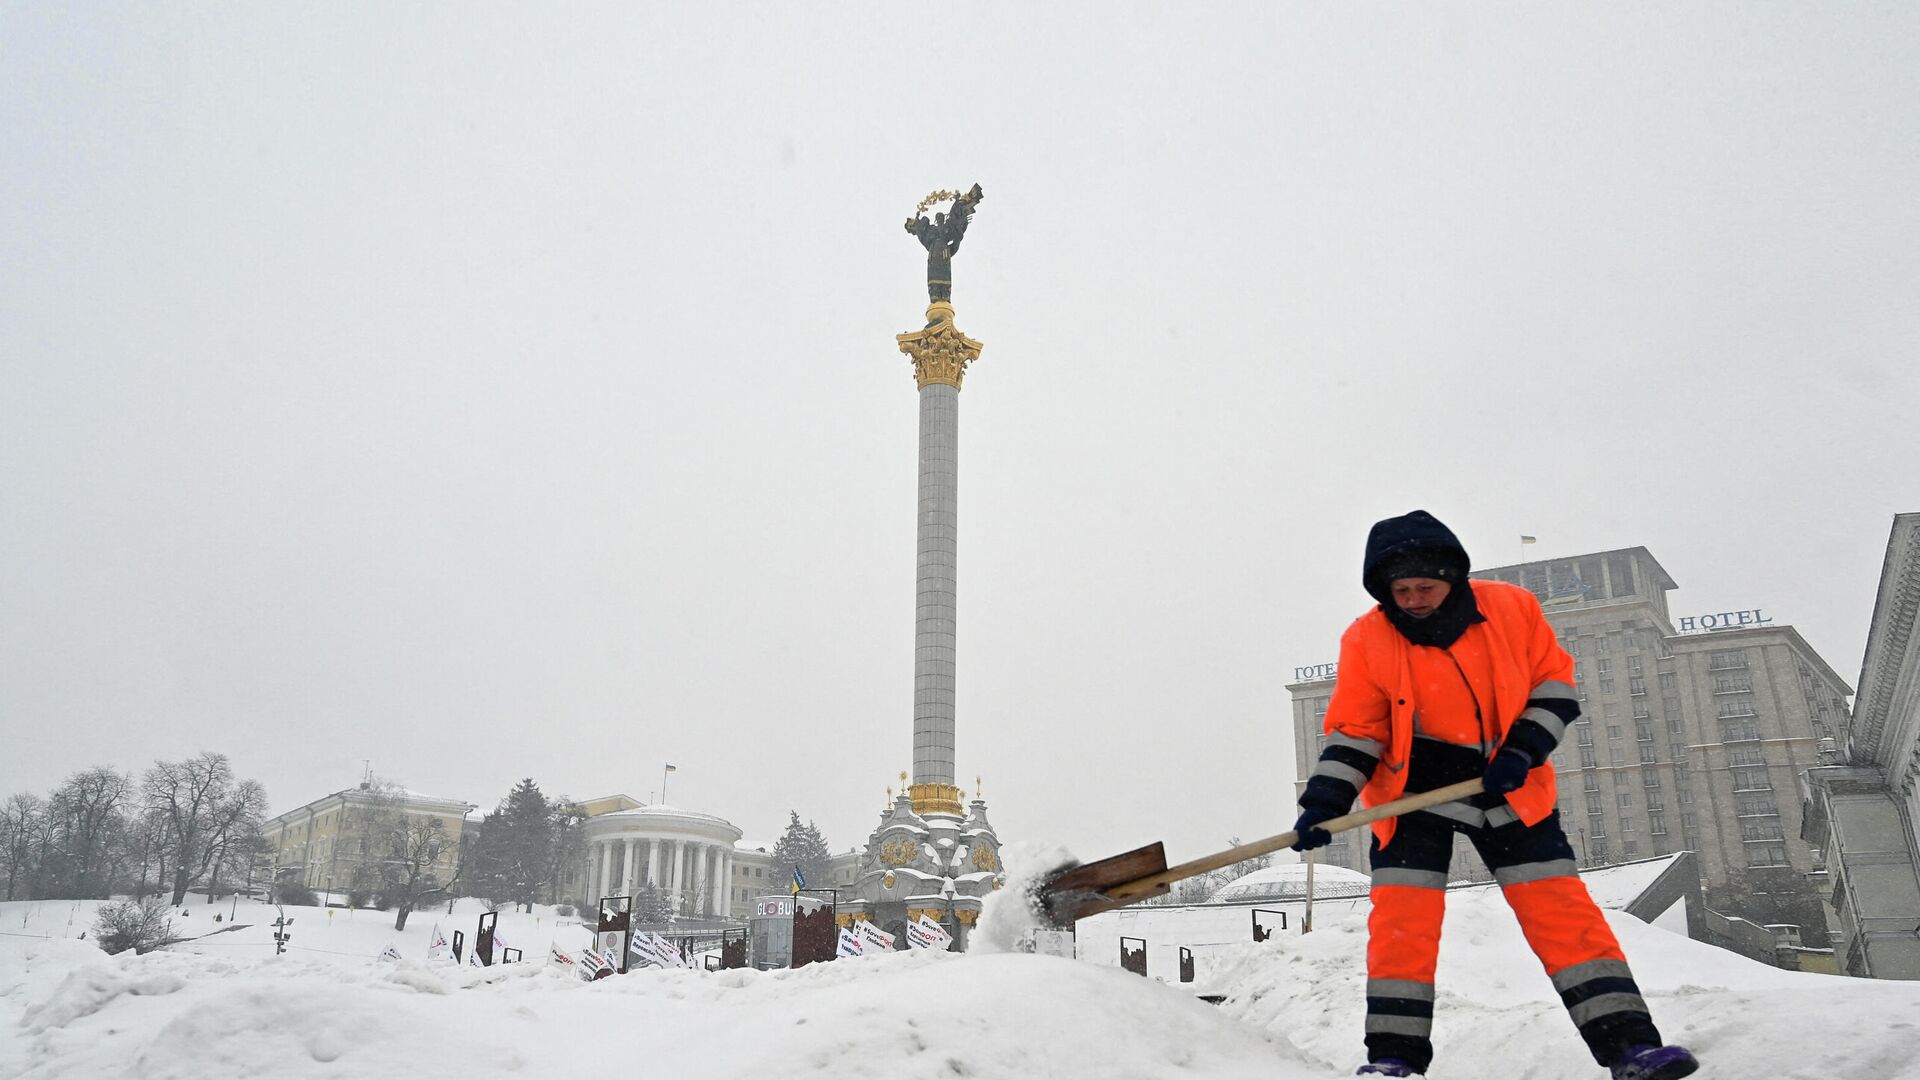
[[790, 867, 806, 896]]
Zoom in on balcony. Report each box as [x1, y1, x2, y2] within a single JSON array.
[[1713, 681, 1753, 695], [1708, 658, 1749, 671]]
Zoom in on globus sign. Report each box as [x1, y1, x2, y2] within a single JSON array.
[[1677, 609, 1773, 632]]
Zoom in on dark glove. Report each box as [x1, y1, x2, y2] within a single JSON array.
[[1482, 745, 1536, 796], [1290, 805, 1341, 851]]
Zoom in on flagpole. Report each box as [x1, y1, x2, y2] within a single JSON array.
[[661, 765, 669, 805]]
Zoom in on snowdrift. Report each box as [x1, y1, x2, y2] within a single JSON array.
[[4, 887, 1918, 1080]]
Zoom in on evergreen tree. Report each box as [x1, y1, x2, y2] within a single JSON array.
[[634, 881, 674, 926], [499, 779, 552, 912], [771, 811, 832, 894]]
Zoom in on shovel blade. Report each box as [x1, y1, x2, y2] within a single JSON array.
[[1034, 841, 1170, 926]]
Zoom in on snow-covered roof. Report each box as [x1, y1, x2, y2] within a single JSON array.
[[1209, 862, 1373, 904]]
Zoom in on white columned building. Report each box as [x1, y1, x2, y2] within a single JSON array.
[[574, 799, 746, 920]]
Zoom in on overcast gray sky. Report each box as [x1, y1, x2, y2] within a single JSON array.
[[4, 4, 1917, 866]]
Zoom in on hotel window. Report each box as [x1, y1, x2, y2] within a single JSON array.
[[1607, 553, 1636, 598], [1629, 676, 1647, 696], [1620, 816, 1637, 835], [1607, 724, 1623, 740], [1659, 672, 1677, 690], [1580, 748, 1598, 769], [1745, 843, 1787, 868], [1617, 792, 1633, 808], [1596, 636, 1611, 655], [1639, 746, 1657, 764], [1597, 658, 1612, 674], [1577, 727, 1594, 747], [1611, 749, 1627, 766], [1667, 716, 1685, 735], [1649, 813, 1667, 835], [1600, 679, 1616, 695], [1643, 771, 1662, 789], [1584, 773, 1602, 793], [1731, 766, 1771, 791], [1628, 655, 1643, 675], [1636, 722, 1653, 742]]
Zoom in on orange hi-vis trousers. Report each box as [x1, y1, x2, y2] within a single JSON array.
[[1364, 803, 1662, 1073]]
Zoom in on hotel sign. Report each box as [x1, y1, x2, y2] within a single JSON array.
[[1292, 662, 1339, 683], [1677, 608, 1773, 632]]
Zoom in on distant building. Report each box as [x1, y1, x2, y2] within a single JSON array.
[[1801, 512, 1920, 979], [259, 782, 475, 895], [1289, 546, 1852, 946], [565, 797, 867, 922]]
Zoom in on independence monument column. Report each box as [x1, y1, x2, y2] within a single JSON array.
[[896, 184, 985, 818]]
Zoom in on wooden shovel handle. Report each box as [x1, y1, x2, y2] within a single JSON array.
[[1102, 778, 1485, 901]]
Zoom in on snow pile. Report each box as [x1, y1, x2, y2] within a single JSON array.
[[1201, 883, 1920, 1079], [5, 882, 1919, 1080]]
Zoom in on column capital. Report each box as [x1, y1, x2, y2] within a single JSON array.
[[897, 302, 983, 390]]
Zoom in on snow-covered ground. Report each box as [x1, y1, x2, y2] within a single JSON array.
[[4, 883, 1919, 1080]]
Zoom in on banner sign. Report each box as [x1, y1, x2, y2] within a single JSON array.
[[856, 920, 895, 953], [907, 914, 953, 951], [836, 927, 864, 958]]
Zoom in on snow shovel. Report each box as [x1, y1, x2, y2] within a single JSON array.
[[1034, 777, 1485, 926]]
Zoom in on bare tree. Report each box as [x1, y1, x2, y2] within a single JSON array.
[[1, 793, 45, 901], [345, 781, 459, 931], [143, 753, 268, 905], [49, 767, 133, 898]]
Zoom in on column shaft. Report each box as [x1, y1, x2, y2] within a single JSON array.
[[914, 383, 959, 788]]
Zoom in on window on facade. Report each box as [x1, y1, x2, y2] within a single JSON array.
[[1577, 727, 1594, 747], [1597, 658, 1612, 674], [1639, 746, 1657, 764], [1584, 773, 1602, 793], [1731, 766, 1771, 791], [1635, 722, 1653, 741], [1629, 677, 1647, 696], [1643, 771, 1661, 788], [1649, 812, 1667, 835], [1633, 703, 1652, 719], [1659, 672, 1676, 690], [1645, 792, 1665, 810], [1610, 748, 1626, 766], [1616, 792, 1633, 808], [1607, 554, 1636, 598], [1746, 843, 1787, 868], [1681, 812, 1700, 829], [1709, 649, 1748, 671], [1728, 747, 1768, 767], [1596, 635, 1611, 655], [1628, 655, 1643, 675], [1601, 679, 1616, 695], [1606, 724, 1623, 740], [1620, 817, 1637, 834], [1580, 748, 1598, 768], [1736, 794, 1777, 817]]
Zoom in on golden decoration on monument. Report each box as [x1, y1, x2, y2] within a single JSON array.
[[881, 838, 918, 866], [971, 845, 999, 871]]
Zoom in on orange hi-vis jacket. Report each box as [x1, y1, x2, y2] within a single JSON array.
[[1323, 579, 1575, 846]]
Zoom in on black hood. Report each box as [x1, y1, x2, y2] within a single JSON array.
[[1361, 509, 1482, 648]]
